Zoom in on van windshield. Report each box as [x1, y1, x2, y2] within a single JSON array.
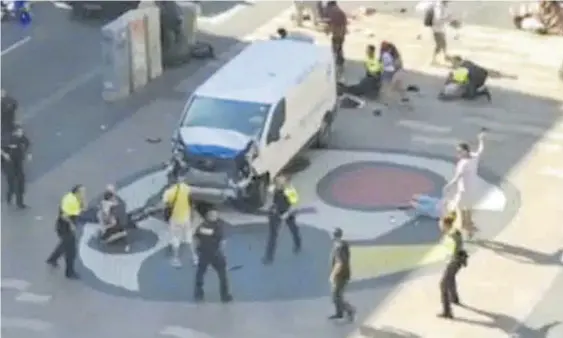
[[182, 96, 270, 138]]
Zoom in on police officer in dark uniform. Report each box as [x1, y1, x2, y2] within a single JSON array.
[[46, 185, 85, 280], [438, 213, 468, 319], [329, 227, 355, 321], [1, 124, 30, 208], [193, 209, 233, 303], [1, 89, 18, 135], [262, 176, 302, 265]]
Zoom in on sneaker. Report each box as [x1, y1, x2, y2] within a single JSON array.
[[65, 272, 80, 280], [437, 312, 453, 319], [346, 307, 356, 322], [221, 294, 233, 303], [46, 259, 58, 268], [170, 257, 182, 268]]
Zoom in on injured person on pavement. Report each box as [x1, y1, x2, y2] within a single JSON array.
[[338, 44, 382, 99], [439, 56, 492, 102]]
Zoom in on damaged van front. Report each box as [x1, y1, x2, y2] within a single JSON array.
[[172, 95, 269, 207]]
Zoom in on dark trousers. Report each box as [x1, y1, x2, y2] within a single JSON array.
[[47, 235, 77, 276], [194, 251, 230, 299], [440, 260, 462, 315], [2, 162, 25, 205], [264, 212, 301, 262], [462, 79, 489, 100], [345, 73, 382, 98], [332, 277, 353, 316], [331, 35, 345, 67]]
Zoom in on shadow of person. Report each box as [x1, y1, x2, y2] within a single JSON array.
[[455, 304, 561, 337], [358, 325, 422, 338], [473, 240, 563, 266]]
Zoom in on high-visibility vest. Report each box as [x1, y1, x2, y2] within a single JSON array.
[[365, 56, 382, 75], [442, 229, 461, 255], [283, 186, 299, 206], [452, 67, 469, 84], [60, 192, 81, 217]]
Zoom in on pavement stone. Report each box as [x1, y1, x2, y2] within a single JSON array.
[[2, 3, 563, 338]]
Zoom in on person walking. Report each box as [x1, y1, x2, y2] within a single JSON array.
[[426, 0, 451, 65], [262, 176, 302, 265], [324, 1, 348, 80], [46, 184, 86, 279], [443, 130, 486, 239], [1, 124, 31, 208], [329, 227, 355, 321], [437, 214, 468, 319], [193, 209, 232, 303], [162, 176, 194, 268]]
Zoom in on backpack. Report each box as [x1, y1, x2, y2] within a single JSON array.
[[423, 7, 434, 27]]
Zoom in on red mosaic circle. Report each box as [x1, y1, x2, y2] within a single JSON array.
[[328, 165, 437, 209]]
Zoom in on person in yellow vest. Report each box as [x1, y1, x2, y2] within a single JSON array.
[[46, 184, 86, 279], [162, 176, 194, 268], [262, 176, 302, 264], [341, 44, 383, 98], [440, 55, 491, 102], [437, 212, 468, 319]]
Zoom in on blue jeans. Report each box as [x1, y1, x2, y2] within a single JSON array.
[[412, 195, 441, 219]]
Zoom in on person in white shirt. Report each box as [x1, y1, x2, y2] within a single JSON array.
[[430, 0, 451, 65], [443, 130, 486, 238]]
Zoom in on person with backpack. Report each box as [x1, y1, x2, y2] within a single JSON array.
[[421, 0, 452, 65]]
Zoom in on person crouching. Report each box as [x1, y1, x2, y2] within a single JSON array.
[[440, 56, 491, 102]]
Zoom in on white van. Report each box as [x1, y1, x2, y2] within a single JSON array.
[[172, 38, 338, 208]]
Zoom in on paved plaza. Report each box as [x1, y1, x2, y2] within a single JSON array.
[[2, 2, 563, 338]]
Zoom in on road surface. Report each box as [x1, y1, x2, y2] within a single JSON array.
[[2, 2, 562, 338]]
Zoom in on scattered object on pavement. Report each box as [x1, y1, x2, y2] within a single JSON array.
[[339, 94, 365, 109], [145, 137, 162, 144], [372, 109, 382, 116]]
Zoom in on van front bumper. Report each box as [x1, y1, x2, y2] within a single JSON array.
[[186, 176, 253, 205]]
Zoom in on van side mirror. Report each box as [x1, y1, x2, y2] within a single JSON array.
[[268, 129, 281, 143]]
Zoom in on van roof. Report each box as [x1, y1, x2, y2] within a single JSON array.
[[194, 39, 330, 104]]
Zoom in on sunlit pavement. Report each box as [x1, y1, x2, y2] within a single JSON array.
[[2, 3, 563, 338]]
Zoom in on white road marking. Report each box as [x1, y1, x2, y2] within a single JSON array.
[[15, 292, 52, 304], [535, 143, 562, 153], [411, 134, 506, 147], [1, 317, 52, 332], [21, 67, 101, 122], [464, 117, 563, 141], [178, 1, 250, 25], [1, 36, 32, 56], [1, 279, 30, 291], [160, 326, 214, 338], [397, 120, 452, 134], [51, 1, 72, 10], [539, 166, 563, 179]]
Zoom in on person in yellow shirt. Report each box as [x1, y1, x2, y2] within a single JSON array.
[[46, 184, 86, 279], [162, 177, 193, 268]]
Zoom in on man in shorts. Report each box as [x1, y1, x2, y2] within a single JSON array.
[[430, 0, 451, 65], [443, 130, 486, 238], [162, 176, 195, 267]]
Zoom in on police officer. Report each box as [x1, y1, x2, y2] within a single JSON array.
[[1, 124, 31, 208], [441, 56, 491, 102], [437, 213, 468, 319], [46, 184, 85, 279], [329, 227, 355, 321], [342, 44, 383, 98], [1, 89, 18, 134], [193, 209, 233, 303], [262, 176, 302, 264]]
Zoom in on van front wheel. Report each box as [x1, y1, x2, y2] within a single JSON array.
[[240, 175, 269, 211], [314, 117, 332, 148]]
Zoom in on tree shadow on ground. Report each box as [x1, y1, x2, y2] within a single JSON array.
[[455, 304, 561, 338], [357, 325, 422, 338], [472, 240, 563, 266]]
